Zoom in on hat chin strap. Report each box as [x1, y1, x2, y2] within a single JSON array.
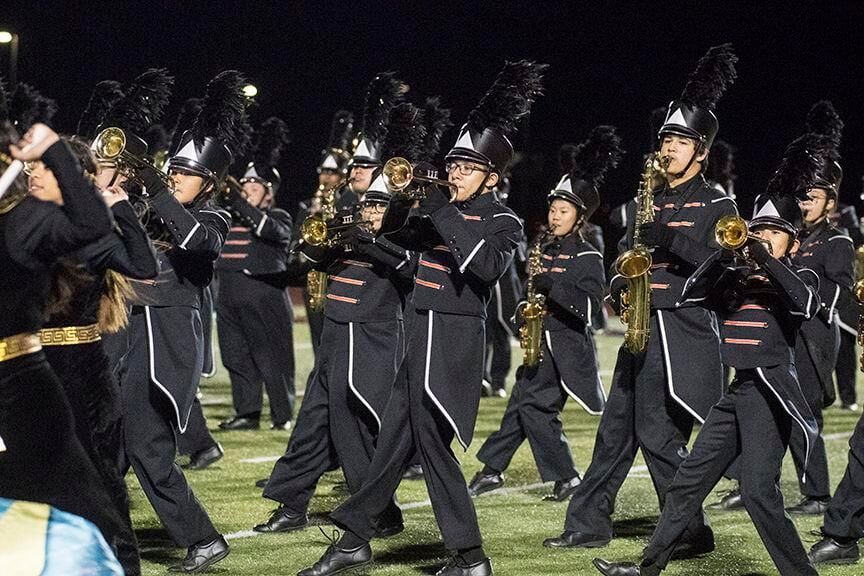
[[665, 141, 704, 182], [456, 171, 491, 208]]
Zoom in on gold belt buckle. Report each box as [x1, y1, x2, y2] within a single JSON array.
[[0, 333, 43, 362]]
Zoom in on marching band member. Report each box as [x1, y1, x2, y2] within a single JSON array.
[[217, 116, 296, 431], [119, 70, 250, 573], [254, 102, 424, 536], [298, 59, 545, 576], [785, 101, 854, 515], [593, 131, 826, 576], [469, 126, 622, 502], [545, 45, 738, 556]]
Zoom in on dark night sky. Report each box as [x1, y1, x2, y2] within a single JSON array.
[[3, 1, 864, 236]]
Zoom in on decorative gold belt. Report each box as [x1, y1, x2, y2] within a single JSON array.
[[38, 324, 101, 347], [0, 333, 43, 362]]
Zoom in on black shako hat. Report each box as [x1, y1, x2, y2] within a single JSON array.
[[659, 44, 737, 149], [351, 72, 407, 168], [169, 70, 251, 183], [241, 116, 291, 193], [549, 125, 624, 220], [445, 60, 547, 174]]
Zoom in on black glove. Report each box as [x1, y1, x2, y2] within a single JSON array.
[[139, 164, 171, 199], [340, 224, 375, 249], [533, 272, 554, 296], [418, 184, 451, 216], [746, 238, 772, 265], [638, 220, 672, 249], [227, 184, 246, 210]]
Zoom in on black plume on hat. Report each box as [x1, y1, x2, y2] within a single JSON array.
[[103, 68, 174, 137], [466, 60, 547, 138], [191, 70, 252, 156], [765, 132, 832, 201], [253, 116, 291, 168], [680, 44, 738, 111], [421, 96, 453, 161], [77, 80, 124, 140], [327, 109, 355, 152], [360, 71, 406, 145], [381, 102, 426, 163], [144, 124, 169, 153], [806, 100, 843, 161], [10, 84, 57, 133], [570, 125, 624, 188], [169, 98, 202, 156]]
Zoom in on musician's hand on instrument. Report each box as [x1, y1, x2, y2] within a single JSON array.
[[745, 237, 772, 265], [533, 272, 554, 296], [101, 185, 129, 207], [340, 224, 375, 249], [9, 124, 60, 161], [418, 184, 450, 216], [639, 220, 672, 248]]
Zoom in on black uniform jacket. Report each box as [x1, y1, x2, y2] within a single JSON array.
[[535, 233, 606, 414], [792, 221, 854, 389], [1, 141, 114, 339], [385, 192, 523, 447], [217, 200, 293, 281], [680, 248, 821, 473], [128, 181, 230, 431], [608, 174, 737, 421]]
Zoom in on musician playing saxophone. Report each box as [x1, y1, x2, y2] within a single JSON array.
[[469, 125, 619, 504], [545, 45, 739, 558]]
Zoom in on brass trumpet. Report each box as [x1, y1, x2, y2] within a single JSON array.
[[92, 127, 169, 187], [714, 215, 760, 250], [382, 157, 455, 200], [301, 211, 364, 247]]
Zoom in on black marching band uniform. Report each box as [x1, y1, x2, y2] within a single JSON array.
[[255, 80, 415, 534], [119, 71, 250, 573], [593, 134, 827, 576], [786, 100, 855, 514], [546, 45, 738, 554], [832, 199, 862, 410], [0, 119, 130, 566], [470, 126, 622, 502], [217, 117, 296, 431], [299, 60, 546, 576]]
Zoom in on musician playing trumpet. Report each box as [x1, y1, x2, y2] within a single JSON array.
[[469, 126, 620, 504]]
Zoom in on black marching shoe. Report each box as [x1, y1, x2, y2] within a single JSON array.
[[543, 475, 582, 502], [253, 506, 308, 533], [808, 537, 860, 565], [708, 487, 743, 510], [591, 559, 641, 576], [435, 557, 493, 576], [402, 464, 424, 480], [183, 443, 224, 470], [543, 530, 611, 549], [271, 420, 292, 430], [297, 542, 372, 576], [255, 477, 269, 489], [669, 529, 715, 561], [168, 535, 230, 573], [218, 416, 260, 430], [786, 496, 830, 515], [467, 471, 504, 497]]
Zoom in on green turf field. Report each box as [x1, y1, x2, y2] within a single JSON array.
[[133, 316, 864, 575]]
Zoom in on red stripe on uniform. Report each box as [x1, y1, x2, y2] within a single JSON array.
[[220, 253, 248, 259], [649, 283, 669, 289], [666, 221, 695, 227], [462, 214, 482, 221], [420, 259, 451, 273], [737, 304, 767, 311], [550, 267, 566, 273], [415, 278, 443, 290], [432, 245, 450, 252], [326, 294, 359, 304], [225, 240, 252, 245], [331, 276, 365, 286], [723, 320, 768, 328], [724, 338, 761, 345], [230, 227, 249, 232]]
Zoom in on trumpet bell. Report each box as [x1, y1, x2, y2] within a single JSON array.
[[93, 127, 127, 160], [301, 215, 329, 246], [715, 215, 749, 250], [382, 157, 413, 192], [616, 247, 652, 279]]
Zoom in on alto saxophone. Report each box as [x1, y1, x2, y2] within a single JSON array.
[[305, 183, 339, 312], [615, 153, 669, 354], [516, 228, 554, 367]]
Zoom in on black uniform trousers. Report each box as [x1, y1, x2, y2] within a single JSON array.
[[0, 353, 129, 560], [218, 273, 295, 424], [788, 349, 831, 499], [177, 397, 218, 456], [483, 288, 512, 393], [303, 288, 325, 360], [476, 339, 577, 482], [563, 315, 709, 540], [330, 310, 483, 551], [823, 410, 864, 540], [835, 329, 858, 407], [46, 343, 140, 575], [120, 311, 217, 547], [263, 318, 401, 527], [641, 371, 817, 576]]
